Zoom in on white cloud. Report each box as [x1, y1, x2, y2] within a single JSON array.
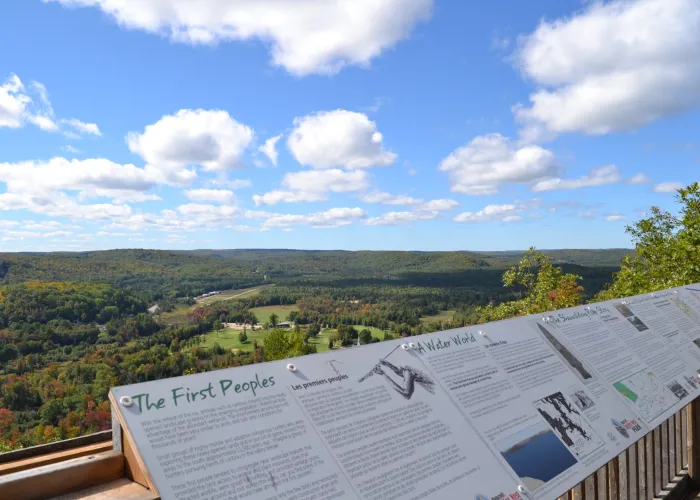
[[288, 110, 396, 169], [80, 188, 162, 204], [0, 74, 29, 128], [0, 157, 181, 220], [61, 145, 81, 154], [365, 210, 439, 226], [531, 165, 621, 192], [628, 173, 652, 184], [0, 76, 57, 131], [259, 135, 281, 166], [502, 215, 522, 223], [0, 74, 99, 137], [606, 214, 628, 221], [421, 199, 459, 211], [177, 204, 241, 219], [184, 189, 236, 204], [0, 157, 160, 196], [27, 114, 58, 132], [263, 207, 366, 229], [209, 178, 252, 190], [127, 109, 254, 176], [0, 220, 19, 230], [47, 0, 432, 76], [361, 192, 423, 205], [61, 118, 102, 136], [514, 0, 700, 139], [227, 224, 259, 232], [438, 133, 558, 195], [253, 169, 369, 206], [654, 181, 684, 193], [63, 131, 81, 140], [454, 204, 520, 223]]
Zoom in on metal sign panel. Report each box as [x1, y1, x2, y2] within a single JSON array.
[[111, 284, 700, 500]]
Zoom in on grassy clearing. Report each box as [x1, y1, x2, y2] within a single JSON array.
[[193, 324, 332, 354], [196, 285, 272, 305], [159, 285, 274, 324], [419, 310, 456, 324], [323, 325, 385, 341], [250, 305, 299, 325], [159, 304, 191, 324]]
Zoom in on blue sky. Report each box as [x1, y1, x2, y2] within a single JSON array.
[[0, 0, 698, 252]]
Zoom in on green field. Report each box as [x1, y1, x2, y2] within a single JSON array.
[[250, 305, 300, 325], [420, 310, 456, 324], [159, 285, 273, 323], [194, 325, 333, 353], [196, 285, 271, 305], [323, 325, 385, 341]]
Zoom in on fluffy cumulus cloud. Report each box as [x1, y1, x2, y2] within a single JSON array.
[[253, 169, 369, 206], [288, 110, 396, 169], [262, 207, 367, 229], [654, 181, 684, 193], [514, 0, 700, 140], [127, 109, 254, 175], [438, 133, 558, 195], [46, 0, 432, 76], [184, 189, 236, 204], [0, 157, 180, 222], [454, 204, 522, 223], [258, 135, 281, 166], [530, 165, 621, 192], [0, 157, 157, 195]]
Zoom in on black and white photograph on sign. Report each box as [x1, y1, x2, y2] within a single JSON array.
[[536, 323, 594, 384], [686, 375, 698, 390], [496, 420, 577, 492], [533, 391, 604, 459], [358, 345, 436, 399], [570, 390, 595, 411], [667, 379, 690, 400], [614, 304, 649, 332]]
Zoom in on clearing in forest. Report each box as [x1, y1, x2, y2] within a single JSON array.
[[419, 310, 456, 324]]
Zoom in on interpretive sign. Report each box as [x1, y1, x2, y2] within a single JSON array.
[[111, 284, 700, 500]]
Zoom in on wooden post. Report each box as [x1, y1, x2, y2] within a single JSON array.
[[688, 400, 700, 487]]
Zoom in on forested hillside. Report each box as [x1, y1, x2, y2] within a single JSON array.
[[0, 246, 626, 451], [0, 248, 625, 300]]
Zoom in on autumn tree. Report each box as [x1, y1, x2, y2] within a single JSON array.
[[597, 183, 700, 300], [476, 248, 583, 323]]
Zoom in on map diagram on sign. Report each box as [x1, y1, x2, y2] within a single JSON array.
[[613, 370, 672, 423]]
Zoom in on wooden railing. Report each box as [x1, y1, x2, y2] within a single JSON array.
[[556, 401, 698, 500], [2, 404, 700, 499]]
